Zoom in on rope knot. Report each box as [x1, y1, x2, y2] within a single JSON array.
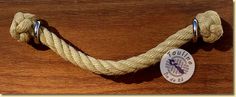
[[10, 12, 36, 42], [196, 10, 223, 43]]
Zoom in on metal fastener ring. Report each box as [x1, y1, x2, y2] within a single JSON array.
[[192, 18, 199, 42], [34, 20, 41, 43]]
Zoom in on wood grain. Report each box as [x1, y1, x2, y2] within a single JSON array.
[[0, 0, 233, 94]]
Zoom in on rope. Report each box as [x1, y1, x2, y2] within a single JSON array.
[[9, 10, 223, 75]]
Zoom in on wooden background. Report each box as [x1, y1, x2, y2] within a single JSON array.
[[0, 0, 233, 94]]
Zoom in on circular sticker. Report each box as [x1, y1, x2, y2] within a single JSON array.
[[160, 48, 195, 84]]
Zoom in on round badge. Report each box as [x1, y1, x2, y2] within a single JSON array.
[[160, 48, 195, 84]]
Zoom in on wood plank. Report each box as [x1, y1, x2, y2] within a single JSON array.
[[0, 0, 233, 94]]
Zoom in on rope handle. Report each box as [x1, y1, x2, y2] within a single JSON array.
[[10, 10, 223, 75]]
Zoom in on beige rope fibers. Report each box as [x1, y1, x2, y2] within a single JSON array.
[[10, 10, 223, 75]]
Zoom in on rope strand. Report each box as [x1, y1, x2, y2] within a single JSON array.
[[10, 10, 223, 75]]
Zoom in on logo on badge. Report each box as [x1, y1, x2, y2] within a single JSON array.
[[160, 48, 195, 84]]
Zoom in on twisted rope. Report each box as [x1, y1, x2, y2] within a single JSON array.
[[10, 10, 223, 75]]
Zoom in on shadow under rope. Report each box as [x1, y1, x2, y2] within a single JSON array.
[[27, 18, 233, 84]]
